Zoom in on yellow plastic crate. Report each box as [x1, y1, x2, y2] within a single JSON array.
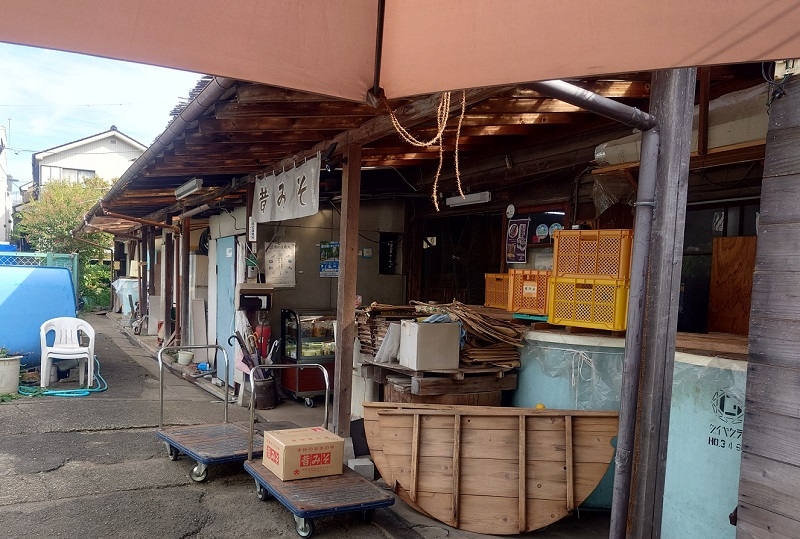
[[508, 269, 550, 315], [553, 229, 633, 279], [484, 273, 510, 309], [548, 276, 629, 331]]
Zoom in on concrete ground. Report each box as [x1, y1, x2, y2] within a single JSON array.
[[0, 312, 609, 539]]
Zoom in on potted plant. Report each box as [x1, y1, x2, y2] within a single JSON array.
[[0, 347, 23, 396]]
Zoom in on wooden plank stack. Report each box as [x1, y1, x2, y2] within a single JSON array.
[[356, 303, 417, 356], [357, 301, 526, 368]]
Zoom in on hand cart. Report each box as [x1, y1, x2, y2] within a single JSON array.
[[243, 364, 394, 538], [155, 343, 264, 482]]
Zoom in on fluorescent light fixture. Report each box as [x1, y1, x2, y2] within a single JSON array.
[[445, 191, 491, 207], [175, 177, 203, 200]]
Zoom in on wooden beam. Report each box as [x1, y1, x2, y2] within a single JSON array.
[[332, 143, 361, 439], [410, 374, 517, 395], [469, 98, 591, 114], [698, 66, 711, 155], [460, 113, 592, 126], [185, 130, 333, 145], [275, 86, 513, 170], [515, 80, 652, 99], [215, 100, 382, 119], [235, 84, 346, 103], [198, 116, 372, 132]]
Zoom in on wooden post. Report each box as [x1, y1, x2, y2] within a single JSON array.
[[628, 67, 697, 538], [147, 227, 156, 296], [138, 234, 147, 321], [174, 220, 182, 345], [180, 216, 191, 344], [333, 143, 361, 438], [737, 75, 800, 535], [163, 222, 174, 343]]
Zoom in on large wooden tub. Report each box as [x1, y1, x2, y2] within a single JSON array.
[[363, 402, 618, 534]]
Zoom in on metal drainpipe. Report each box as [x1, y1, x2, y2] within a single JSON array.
[[609, 126, 659, 539], [527, 80, 659, 539]]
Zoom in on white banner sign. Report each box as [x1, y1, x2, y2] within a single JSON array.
[[252, 152, 320, 223]]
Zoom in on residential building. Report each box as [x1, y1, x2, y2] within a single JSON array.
[[32, 125, 146, 194]]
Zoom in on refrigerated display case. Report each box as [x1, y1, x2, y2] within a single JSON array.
[[279, 309, 336, 407]]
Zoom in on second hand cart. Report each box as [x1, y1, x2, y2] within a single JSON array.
[[155, 343, 264, 482], [243, 363, 395, 538]]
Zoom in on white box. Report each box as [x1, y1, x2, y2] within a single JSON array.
[[398, 321, 460, 371]]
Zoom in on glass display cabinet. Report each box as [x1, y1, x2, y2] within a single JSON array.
[[279, 309, 336, 407]]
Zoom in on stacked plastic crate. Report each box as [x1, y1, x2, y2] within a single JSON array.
[[547, 229, 633, 331]]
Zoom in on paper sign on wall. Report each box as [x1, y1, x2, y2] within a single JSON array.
[[264, 242, 296, 288]]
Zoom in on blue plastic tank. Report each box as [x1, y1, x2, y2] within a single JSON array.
[[0, 266, 77, 366]]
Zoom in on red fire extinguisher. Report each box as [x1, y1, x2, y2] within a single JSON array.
[[254, 318, 271, 358]]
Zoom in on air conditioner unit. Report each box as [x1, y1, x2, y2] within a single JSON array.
[[175, 177, 203, 200], [445, 191, 491, 207]]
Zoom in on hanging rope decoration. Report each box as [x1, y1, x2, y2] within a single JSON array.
[[383, 90, 467, 211]]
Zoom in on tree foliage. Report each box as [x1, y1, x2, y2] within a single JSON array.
[[16, 177, 112, 260], [15, 177, 115, 309]]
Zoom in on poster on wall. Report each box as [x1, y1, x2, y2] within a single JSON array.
[[319, 241, 340, 277], [264, 242, 296, 288], [506, 218, 530, 264]]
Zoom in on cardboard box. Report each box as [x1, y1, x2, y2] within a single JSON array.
[[398, 321, 460, 370], [262, 427, 344, 481]]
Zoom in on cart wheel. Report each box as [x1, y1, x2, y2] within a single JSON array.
[[165, 443, 179, 461], [255, 482, 270, 501], [294, 516, 314, 538], [362, 509, 375, 523], [190, 463, 208, 482], [304, 398, 315, 408]]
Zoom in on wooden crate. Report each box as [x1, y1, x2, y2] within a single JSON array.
[[508, 269, 550, 315], [484, 273, 509, 309], [553, 229, 633, 279]]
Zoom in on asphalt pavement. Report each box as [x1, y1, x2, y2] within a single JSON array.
[[0, 313, 609, 539]]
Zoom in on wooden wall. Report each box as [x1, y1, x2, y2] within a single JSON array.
[[738, 77, 800, 537], [708, 236, 756, 335]]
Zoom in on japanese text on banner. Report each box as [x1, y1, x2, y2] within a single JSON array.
[[252, 152, 320, 222]]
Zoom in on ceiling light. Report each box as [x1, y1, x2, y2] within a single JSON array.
[[175, 177, 203, 200], [445, 191, 491, 207]]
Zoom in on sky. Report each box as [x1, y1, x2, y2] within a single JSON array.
[[0, 42, 202, 187]]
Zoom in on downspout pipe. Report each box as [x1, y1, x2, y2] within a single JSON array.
[[609, 126, 659, 539], [528, 79, 659, 539], [74, 76, 237, 234]]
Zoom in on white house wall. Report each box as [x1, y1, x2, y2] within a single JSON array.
[[37, 137, 143, 184]]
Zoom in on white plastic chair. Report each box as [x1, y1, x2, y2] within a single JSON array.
[[40, 317, 95, 388]]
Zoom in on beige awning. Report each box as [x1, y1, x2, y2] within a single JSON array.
[[1, 1, 798, 101]]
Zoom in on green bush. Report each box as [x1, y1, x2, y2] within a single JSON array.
[[80, 263, 112, 310]]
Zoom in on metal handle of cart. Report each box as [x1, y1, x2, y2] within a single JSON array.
[[247, 363, 330, 461], [158, 344, 230, 429]]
